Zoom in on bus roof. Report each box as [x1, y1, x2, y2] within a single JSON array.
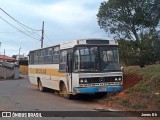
[[29, 38, 118, 52], [60, 38, 118, 50]]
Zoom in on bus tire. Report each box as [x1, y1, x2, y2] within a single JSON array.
[[61, 83, 72, 99], [38, 80, 45, 92]]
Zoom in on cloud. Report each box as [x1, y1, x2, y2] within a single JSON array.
[[0, 0, 108, 56], [33, 0, 96, 24]]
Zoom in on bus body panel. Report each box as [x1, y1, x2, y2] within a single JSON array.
[[28, 64, 67, 91], [73, 85, 123, 94]]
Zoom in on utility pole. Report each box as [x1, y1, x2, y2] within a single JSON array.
[[41, 21, 44, 48], [18, 47, 21, 61], [4, 49, 6, 79], [3, 49, 5, 62]]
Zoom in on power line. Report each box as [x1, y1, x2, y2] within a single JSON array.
[[0, 7, 41, 31], [44, 33, 53, 44], [1, 36, 27, 43], [15, 23, 41, 39], [0, 15, 40, 41], [0, 30, 40, 40], [0, 31, 19, 33], [0, 7, 42, 41]]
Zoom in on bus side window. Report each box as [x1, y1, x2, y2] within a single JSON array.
[[29, 53, 34, 64], [34, 51, 39, 64], [53, 46, 60, 64], [59, 50, 67, 72], [39, 49, 45, 64], [74, 50, 79, 70], [45, 48, 53, 64]]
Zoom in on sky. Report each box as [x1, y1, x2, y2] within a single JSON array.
[[0, 0, 110, 57]]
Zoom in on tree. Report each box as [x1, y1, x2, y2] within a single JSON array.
[[119, 39, 139, 66], [12, 55, 17, 59], [139, 29, 160, 64], [119, 29, 160, 66], [97, 0, 160, 42], [97, 0, 160, 66]]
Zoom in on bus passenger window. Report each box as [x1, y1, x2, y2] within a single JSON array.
[[45, 48, 53, 64], [53, 46, 60, 63], [74, 50, 79, 70], [59, 50, 67, 71]]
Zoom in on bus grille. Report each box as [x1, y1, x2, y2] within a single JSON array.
[[79, 76, 122, 84]]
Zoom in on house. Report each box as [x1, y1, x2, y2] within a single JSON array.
[[0, 54, 16, 62], [12, 55, 28, 60]]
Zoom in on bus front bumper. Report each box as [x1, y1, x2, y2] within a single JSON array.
[[73, 86, 123, 94]]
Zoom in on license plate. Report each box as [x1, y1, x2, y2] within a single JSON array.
[[99, 88, 105, 92]]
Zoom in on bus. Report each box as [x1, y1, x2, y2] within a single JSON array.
[[28, 39, 123, 99]]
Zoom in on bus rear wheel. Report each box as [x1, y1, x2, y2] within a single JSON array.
[[61, 83, 72, 99], [38, 80, 45, 92]]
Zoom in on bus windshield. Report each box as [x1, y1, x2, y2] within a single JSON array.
[[99, 46, 120, 72], [73, 46, 120, 72]]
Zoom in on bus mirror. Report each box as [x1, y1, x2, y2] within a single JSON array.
[[67, 54, 73, 73], [121, 66, 124, 71]]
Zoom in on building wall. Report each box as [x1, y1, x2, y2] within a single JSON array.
[[0, 66, 14, 79], [0, 59, 4, 62], [20, 65, 28, 75]]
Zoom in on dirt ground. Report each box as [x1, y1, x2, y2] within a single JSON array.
[[97, 74, 160, 119], [123, 74, 143, 90]]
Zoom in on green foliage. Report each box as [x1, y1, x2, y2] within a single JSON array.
[[97, 0, 160, 65], [12, 55, 17, 59], [124, 65, 160, 93], [119, 30, 160, 65], [97, 0, 160, 42], [138, 29, 160, 65], [132, 103, 147, 110], [119, 99, 131, 107], [156, 97, 160, 105], [119, 39, 139, 65], [115, 65, 160, 110]]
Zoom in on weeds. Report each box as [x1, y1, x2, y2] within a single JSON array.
[[156, 97, 160, 105], [132, 103, 147, 110], [119, 99, 131, 107]]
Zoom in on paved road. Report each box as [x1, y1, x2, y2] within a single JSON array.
[[0, 77, 140, 120]]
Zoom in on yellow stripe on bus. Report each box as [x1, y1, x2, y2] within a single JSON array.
[[28, 68, 67, 77]]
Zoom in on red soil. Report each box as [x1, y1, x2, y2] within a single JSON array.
[[123, 74, 143, 90]]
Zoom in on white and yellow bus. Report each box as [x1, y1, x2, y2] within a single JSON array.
[[28, 39, 123, 99]]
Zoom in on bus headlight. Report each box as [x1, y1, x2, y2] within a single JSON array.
[[115, 78, 118, 81], [80, 79, 84, 83], [84, 79, 88, 83], [118, 77, 122, 81]]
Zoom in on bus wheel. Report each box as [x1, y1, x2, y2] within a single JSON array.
[[61, 83, 72, 99], [38, 80, 45, 92]]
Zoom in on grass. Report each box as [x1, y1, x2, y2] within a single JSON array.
[[156, 97, 160, 105], [119, 99, 131, 107], [124, 65, 160, 93], [132, 103, 147, 110], [107, 64, 160, 111]]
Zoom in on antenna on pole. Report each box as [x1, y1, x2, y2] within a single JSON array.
[[41, 21, 44, 48]]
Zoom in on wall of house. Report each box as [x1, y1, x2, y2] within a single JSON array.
[[0, 66, 14, 79], [0, 59, 4, 62]]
